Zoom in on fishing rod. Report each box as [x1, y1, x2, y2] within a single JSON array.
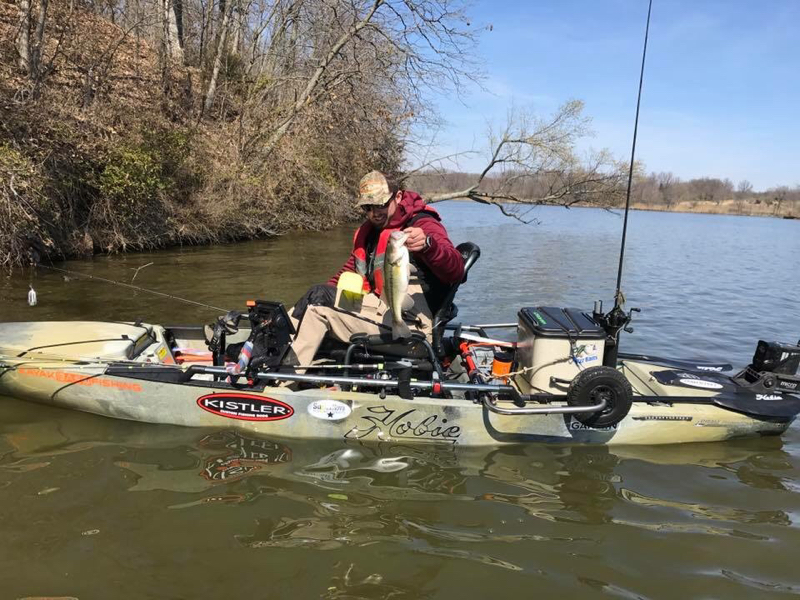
[[616, 0, 653, 297], [596, 0, 653, 367], [33, 263, 231, 313]]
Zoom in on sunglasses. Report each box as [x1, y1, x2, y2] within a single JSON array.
[[361, 203, 389, 213]]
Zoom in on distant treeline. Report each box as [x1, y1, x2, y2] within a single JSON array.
[[408, 171, 800, 218]]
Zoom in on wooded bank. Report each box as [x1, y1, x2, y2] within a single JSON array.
[[1, 0, 477, 269]]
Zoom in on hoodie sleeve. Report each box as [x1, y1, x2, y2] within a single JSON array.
[[413, 217, 464, 284]]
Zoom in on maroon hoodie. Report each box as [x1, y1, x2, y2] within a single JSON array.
[[328, 190, 464, 287]]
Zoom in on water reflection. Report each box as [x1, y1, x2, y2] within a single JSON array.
[[322, 562, 438, 600], [2, 399, 795, 547], [1, 398, 799, 598]]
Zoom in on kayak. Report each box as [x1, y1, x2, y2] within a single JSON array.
[[1, 300, 798, 447]]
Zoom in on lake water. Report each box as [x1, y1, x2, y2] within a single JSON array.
[[1, 204, 799, 598]]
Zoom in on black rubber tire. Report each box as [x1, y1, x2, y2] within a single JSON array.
[[567, 366, 633, 428]]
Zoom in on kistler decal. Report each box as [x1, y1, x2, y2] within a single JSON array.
[[197, 393, 294, 421]]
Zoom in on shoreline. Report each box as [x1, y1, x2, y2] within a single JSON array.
[[433, 197, 799, 219], [8, 200, 796, 273], [625, 200, 798, 219]]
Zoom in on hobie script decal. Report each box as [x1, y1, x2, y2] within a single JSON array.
[[345, 406, 461, 443]]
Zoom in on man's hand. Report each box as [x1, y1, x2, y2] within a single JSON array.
[[403, 226, 428, 252]]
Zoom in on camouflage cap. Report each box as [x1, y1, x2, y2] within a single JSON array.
[[356, 171, 394, 207]]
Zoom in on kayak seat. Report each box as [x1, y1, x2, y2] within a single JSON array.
[[431, 242, 481, 357], [347, 331, 433, 361]]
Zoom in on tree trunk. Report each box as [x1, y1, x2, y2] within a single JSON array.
[[16, 0, 48, 83], [31, 0, 49, 78], [199, 0, 215, 66], [15, 0, 32, 74], [229, 0, 242, 56], [162, 0, 184, 63], [203, 1, 231, 114]]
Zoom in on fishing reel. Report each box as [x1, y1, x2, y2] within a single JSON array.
[[240, 300, 295, 374], [592, 300, 640, 334], [204, 310, 244, 366], [592, 298, 640, 368]]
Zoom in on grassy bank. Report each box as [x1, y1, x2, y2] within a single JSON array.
[[630, 199, 799, 218]]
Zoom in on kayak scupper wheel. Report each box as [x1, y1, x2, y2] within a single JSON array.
[[567, 366, 633, 428]]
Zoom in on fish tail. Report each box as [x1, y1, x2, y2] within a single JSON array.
[[392, 320, 412, 340]]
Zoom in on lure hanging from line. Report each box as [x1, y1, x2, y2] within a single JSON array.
[[27, 285, 38, 306]]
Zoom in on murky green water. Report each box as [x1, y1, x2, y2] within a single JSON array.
[[1, 204, 799, 598]]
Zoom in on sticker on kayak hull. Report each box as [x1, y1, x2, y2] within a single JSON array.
[[678, 378, 723, 390], [632, 415, 693, 422], [568, 419, 618, 431], [197, 393, 294, 421], [308, 400, 352, 421], [650, 370, 731, 392]]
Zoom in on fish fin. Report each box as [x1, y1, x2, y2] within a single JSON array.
[[392, 321, 412, 340], [400, 295, 414, 311]]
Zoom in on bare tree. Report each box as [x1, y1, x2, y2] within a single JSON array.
[[737, 179, 753, 197], [203, 0, 232, 113], [14, 0, 79, 99], [657, 171, 678, 208], [241, 0, 478, 158], [162, 0, 185, 63], [690, 177, 729, 205], [15, 0, 49, 80], [772, 186, 788, 215], [413, 101, 626, 221]]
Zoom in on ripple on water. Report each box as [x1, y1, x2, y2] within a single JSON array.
[[720, 569, 800, 594]]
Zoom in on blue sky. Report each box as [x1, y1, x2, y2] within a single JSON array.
[[421, 0, 798, 191]]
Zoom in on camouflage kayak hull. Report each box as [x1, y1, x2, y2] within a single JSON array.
[[0, 321, 795, 446]]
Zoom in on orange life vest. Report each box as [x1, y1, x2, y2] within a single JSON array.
[[352, 207, 445, 306], [352, 227, 394, 296]]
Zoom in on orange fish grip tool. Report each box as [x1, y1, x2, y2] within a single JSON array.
[[459, 341, 484, 384]]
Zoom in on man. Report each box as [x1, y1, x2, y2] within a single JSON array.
[[285, 170, 464, 369]]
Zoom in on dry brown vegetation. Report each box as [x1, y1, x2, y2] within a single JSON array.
[[628, 174, 800, 218], [1, 0, 640, 270], [1, 0, 479, 269]]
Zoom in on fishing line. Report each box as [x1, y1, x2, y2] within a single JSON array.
[[614, 0, 653, 300], [35, 263, 231, 313]]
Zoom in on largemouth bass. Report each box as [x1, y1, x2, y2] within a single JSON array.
[[382, 230, 413, 339]]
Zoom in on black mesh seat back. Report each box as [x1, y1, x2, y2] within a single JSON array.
[[456, 242, 481, 283], [432, 242, 481, 353]]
